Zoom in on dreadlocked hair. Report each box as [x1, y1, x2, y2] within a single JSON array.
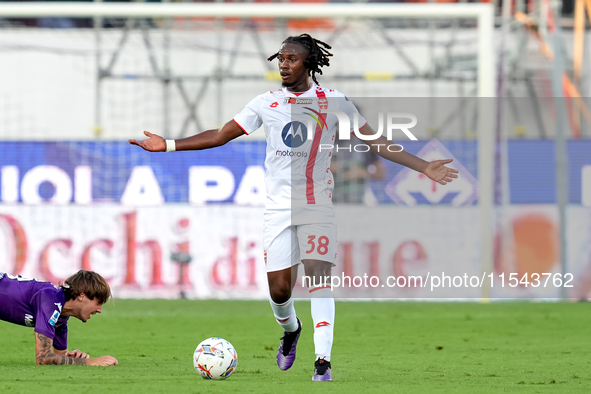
[[267, 33, 333, 85]]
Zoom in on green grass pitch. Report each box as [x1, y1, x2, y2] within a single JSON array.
[[0, 300, 590, 393]]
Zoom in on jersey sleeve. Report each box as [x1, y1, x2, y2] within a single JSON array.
[[52, 318, 69, 351], [31, 288, 61, 341], [233, 94, 264, 135], [337, 95, 367, 132]]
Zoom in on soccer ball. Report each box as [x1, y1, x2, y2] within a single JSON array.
[[193, 337, 238, 380]]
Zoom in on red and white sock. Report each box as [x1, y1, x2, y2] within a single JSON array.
[[270, 298, 299, 333], [309, 285, 335, 362]]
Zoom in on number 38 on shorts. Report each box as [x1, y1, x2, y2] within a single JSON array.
[[263, 221, 337, 271], [297, 223, 337, 264]]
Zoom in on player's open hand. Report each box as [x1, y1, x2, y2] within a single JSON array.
[[423, 159, 459, 185], [128, 131, 166, 152], [88, 355, 118, 366], [66, 349, 90, 359]]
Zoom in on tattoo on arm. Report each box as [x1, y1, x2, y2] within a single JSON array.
[[35, 333, 87, 365]]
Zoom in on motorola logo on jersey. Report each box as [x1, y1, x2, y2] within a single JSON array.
[[281, 121, 308, 148]]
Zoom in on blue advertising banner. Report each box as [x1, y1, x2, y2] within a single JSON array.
[[0, 140, 589, 205]]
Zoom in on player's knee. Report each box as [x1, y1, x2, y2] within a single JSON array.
[[269, 285, 292, 304]]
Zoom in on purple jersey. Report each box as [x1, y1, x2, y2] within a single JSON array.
[[0, 272, 69, 350]]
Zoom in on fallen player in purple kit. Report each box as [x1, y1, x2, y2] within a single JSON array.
[[0, 270, 118, 366]]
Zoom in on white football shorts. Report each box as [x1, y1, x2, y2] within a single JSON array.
[[263, 209, 337, 272]]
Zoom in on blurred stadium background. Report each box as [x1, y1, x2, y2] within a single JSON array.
[[0, 0, 590, 301]]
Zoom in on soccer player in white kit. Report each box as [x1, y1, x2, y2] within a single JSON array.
[[130, 34, 458, 382]]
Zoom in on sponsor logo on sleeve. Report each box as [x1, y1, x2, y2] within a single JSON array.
[[49, 310, 60, 327]]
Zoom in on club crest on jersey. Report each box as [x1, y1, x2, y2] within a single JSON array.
[[281, 121, 308, 148], [284, 98, 313, 105], [318, 97, 328, 111]]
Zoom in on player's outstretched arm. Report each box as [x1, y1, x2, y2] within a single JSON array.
[[129, 120, 245, 152], [358, 124, 459, 185], [35, 333, 118, 366]]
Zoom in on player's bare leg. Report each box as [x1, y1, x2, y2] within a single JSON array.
[[303, 259, 334, 382], [268, 265, 301, 370], [267, 264, 299, 304]]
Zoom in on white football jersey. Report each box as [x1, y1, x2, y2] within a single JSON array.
[[233, 84, 366, 212]]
